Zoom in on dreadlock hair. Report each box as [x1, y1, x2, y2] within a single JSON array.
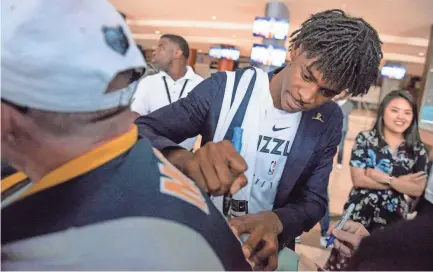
[[289, 9, 383, 97]]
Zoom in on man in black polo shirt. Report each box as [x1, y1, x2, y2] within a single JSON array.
[[1, 0, 249, 270]]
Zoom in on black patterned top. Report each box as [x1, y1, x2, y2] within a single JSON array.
[[346, 129, 430, 231]]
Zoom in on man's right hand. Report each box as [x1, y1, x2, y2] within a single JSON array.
[[179, 140, 248, 196], [328, 220, 370, 258]]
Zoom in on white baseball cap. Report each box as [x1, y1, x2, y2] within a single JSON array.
[[1, 0, 146, 112]]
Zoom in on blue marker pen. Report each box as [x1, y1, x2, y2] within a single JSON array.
[[326, 203, 356, 248], [231, 127, 243, 152]]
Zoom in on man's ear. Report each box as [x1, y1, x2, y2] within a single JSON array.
[[173, 48, 183, 59], [1, 103, 35, 172], [2, 103, 15, 136], [1, 102, 35, 142], [1, 102, 20, 145]]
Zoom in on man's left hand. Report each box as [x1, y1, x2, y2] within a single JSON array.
[[228, 212, 283, 271]]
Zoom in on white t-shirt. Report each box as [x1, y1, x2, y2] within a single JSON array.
[[249, 106, 302, 214], [131, 66, 203, 150]]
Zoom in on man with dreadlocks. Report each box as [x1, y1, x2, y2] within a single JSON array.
[[136, 9, 382, 270]]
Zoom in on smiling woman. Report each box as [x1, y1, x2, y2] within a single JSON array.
[[326, 90, 431, 271], [347, 90, 429, 228]]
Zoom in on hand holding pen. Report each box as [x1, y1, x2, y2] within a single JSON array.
[[182, 134, 248, 196], [327, 218, 370, 258], [326, 203, 356, 248]]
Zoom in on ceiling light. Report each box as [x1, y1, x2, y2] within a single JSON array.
[[211, 16, 217, 20], [154, 30, 160, 34], [418, 52, 425, 57]]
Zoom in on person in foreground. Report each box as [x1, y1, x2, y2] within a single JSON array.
[[136, 9, 383, 270], [323, 166, 433, 270], [1, 0, 250, 270]]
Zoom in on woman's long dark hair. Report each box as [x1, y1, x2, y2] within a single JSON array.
[[373, 90, 421, 156]]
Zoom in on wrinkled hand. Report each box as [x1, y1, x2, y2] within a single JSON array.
[[183, 140, 248, 196], [229, 212, 283, 271], [327, 220, 370, 258], [396, 171, 427, 184]]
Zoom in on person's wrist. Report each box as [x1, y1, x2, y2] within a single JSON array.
[[163, 147, 194, 173], [385, 175, 395, 186], [180, 154, 195, 174]]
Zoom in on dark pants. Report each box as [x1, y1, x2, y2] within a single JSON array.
[[337, 130, 347, 164]]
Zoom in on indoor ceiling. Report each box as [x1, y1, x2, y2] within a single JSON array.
[[111, 0, 433, 76]]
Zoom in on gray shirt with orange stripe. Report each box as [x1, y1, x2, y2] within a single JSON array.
[[1, 128, 250, 271]]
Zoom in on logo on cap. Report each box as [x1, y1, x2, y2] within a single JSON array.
[[102, 26, 130, 55]]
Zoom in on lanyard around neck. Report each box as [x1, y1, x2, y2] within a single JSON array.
[[162, 76, 189, 104]]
